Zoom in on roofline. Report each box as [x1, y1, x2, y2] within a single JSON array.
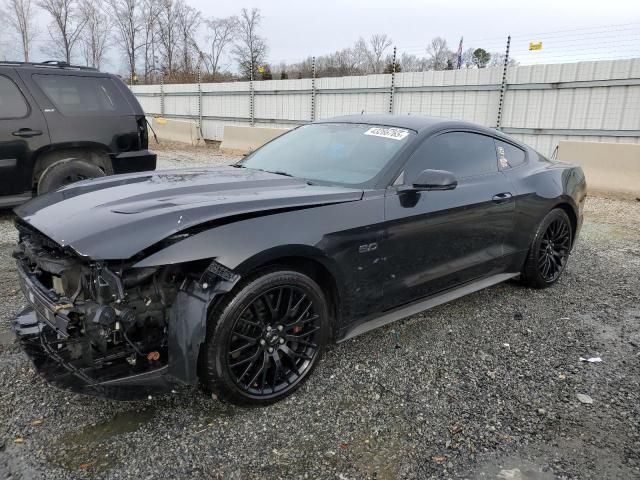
[[313, 114, 530, 149], [0, 60, 99, 72], [313, 117, 420, 133]]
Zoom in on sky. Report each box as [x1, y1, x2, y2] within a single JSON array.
[[1, 0, 639, 73], [186, 0, 640, 66]]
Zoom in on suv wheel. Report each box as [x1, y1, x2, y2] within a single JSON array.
[[37, 159, 105, 195], [200, 269, 330, 406]]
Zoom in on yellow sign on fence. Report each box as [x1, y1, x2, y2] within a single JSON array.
[[529, 42, 543, 51]]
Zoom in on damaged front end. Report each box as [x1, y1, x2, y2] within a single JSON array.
[[11, 221, 236, 399]]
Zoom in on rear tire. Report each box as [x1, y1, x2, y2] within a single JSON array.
[[521, 208, 573, 289], [199, 268, 329, 406], [37, 159, 105, 195]]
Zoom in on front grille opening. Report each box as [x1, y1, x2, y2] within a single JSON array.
[[37, 270, 55, 290]]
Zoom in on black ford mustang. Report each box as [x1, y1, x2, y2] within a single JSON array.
[[11, 115, 586, 405]]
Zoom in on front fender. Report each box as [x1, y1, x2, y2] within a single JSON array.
[[132, 198, 380, 274]]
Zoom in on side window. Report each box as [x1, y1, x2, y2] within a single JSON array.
[[0, 75, 29, 119], [32, 74, 132, 116], [495, 139, 526, 169], [404, 131, 498, 182]]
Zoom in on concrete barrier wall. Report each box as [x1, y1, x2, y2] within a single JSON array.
[[557, 140, 640, 197], [220, 126, 289, 155], [150, 117, 201, 145]]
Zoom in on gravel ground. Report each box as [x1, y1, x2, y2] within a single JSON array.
[[0, 144, 639, 479]]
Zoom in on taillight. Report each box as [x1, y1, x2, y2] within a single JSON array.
[[136, 115, 148, 149]]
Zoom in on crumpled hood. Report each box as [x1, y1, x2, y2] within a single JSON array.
[[14, 166, 363, 260]]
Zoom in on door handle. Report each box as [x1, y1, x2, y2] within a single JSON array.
[[12, 128, 43, 138], [492, 192, 512, 203]]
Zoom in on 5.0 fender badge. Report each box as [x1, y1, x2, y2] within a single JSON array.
[[359, 243, 378, 253]]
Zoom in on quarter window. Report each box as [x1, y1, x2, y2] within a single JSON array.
[[32, 74, 132, 116], [0, 75, 29, 119], [405, 131, 498, 181], [495, 139, 526, 168]]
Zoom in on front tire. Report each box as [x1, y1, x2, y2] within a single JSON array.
[[200, 269, 329, 406], [521, 208, 573, 288]]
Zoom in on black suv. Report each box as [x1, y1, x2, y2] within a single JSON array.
[[0, 61, 156, 207]]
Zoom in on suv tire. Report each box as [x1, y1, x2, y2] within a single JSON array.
[[37, 159, 105, 195]]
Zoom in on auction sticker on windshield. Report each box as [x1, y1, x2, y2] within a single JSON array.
[[364, 127, 410, 141]]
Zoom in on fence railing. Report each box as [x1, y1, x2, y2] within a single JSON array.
[[132, 57, 640, 157]]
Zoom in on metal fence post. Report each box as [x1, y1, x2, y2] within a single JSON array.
[[160, 73, 165, 116], [496, 35, 511, 129], [197, 63, 203, 140], [311, 56, 316, 121], [249, 59, 255, 127], [389, 46, 397, 114]]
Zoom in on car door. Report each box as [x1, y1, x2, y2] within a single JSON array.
[[0, 70, 50, 197], [382, 130, 515, 309]]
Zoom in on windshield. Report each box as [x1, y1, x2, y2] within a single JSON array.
[[240, 123, 414, 186]]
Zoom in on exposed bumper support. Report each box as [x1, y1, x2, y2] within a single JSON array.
[[12, 254, 241, 399], [11, 307, 174, 400]]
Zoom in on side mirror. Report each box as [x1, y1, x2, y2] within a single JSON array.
[[402, 169, 458, 192]]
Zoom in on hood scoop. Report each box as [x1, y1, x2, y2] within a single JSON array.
[[111, 195, 231, 214]]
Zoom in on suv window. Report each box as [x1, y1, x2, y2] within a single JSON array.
[[32, 74, 132, 116], [0, 75, 29, 119], [495, 139, 526, 168], [405, 131, 498, 181]]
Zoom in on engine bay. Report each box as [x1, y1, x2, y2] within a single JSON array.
[[12, 221, 190, 393]]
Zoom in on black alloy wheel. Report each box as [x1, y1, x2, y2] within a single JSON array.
[[538, 218, 571, 282], [227, 286, 321, 395], [522, 208, 573, 288], [200, 269, 329, 405]]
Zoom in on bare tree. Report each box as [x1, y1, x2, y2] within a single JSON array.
[[316, 47, 363, 77], [38, 0, 87, 63], [6, 0, 36, 61], [426, 37, 451, 71], [489, 52, 518, 68], [354, 34, 392, 74], [79, 0, 109, 68], [398, 52, 428, 72], [141, 0, 160, 82], [461, 47, 475, 68], [176, 0, 200, 74], [203, 16, 237, 79], [367, 33, 392, 73], [107, 0, 142, 80], [232, 7, 267, 79], [156, 0, 181, 76]]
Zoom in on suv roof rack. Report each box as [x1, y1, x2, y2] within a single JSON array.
[[0, 60, 99, 72]]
